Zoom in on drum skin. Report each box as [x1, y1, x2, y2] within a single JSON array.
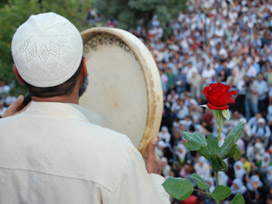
[[80, 27, 163, 156]]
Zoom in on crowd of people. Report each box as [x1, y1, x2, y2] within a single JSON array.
[[138, 0, 272, 203], [0, 81, 16, 118]]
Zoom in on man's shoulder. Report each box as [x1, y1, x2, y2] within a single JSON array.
[[0, 112, 138, 192]]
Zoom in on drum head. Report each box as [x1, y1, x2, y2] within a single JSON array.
[[80, 28, 163, 155]]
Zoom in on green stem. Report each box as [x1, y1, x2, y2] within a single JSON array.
[[215, 111, 222, 204], [217, 111, 222, 145], [216, 171, 219, 186], [193, 189, 210, 196]]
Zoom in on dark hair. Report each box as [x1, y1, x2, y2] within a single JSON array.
[[24, 58, 84, 98]]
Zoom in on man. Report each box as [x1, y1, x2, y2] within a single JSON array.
[[174, 67, 186, 95], [0, 13, 169, 204], [183, 61, 197, 91], [254, 74, 268, 115]]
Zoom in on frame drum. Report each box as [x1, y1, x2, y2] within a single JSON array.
[[80, 28, 163, 155]]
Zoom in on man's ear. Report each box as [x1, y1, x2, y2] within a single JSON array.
[[13, 65, 24, 85], [81, 57, 88, 77]]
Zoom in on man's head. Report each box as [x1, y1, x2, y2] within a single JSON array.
[[257, 74, 263, 82], [11, 12, 87, 98]]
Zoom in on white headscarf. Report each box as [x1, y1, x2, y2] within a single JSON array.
[[247, 175, 263, 191], [175, 143, 187, 163], [219, 172, 228, 186], [231, 178, 247, 194], [234, 161, 246, 179], [262, 152, 271, 168], [195, 156, 210, 180], [158, 126, 171, 143]]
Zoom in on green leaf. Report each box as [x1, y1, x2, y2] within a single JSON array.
[[231, 144, 241, 160], [222, 109, 230, 120], [218, 135, 235, 159], [182, 131, 207, 151], [210, 156, 227, 171], [211, 185, 231, 201], [198, 146, 210, 158], [227, 121, 244, 143], [218, 121, 244, 159], [185, 141, 201, 151], [207, 134, 219, 158], [231, 193, 245, 204], [198, 134, 219, 160], [219, 143, 241, 160], [222, 159, 228, 172], [162, 177, 194, 200], [190, 173, 209, 191]]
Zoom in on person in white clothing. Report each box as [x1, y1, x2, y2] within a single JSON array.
[[0, 13, 169, 204]]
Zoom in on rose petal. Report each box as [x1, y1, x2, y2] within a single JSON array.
[[203, 83, 237, 110], [207, 103, 229, 110], [203, 86, 210, 96], [227, 90, 238, 104], [217, 91, 235, 106], [210, 83, 230, 92], [207, 95, 222, 107]]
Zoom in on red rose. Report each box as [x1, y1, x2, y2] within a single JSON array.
[[203, 83, 238, 110]]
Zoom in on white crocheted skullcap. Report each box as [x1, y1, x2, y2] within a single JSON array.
[[11, 12, 83, 87]]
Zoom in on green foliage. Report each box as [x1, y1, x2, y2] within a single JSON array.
[[210, 156, 228, 172], [167, 120, 245, 203], [193, 133, 219, 160], [226, 122, 245, 143], [218, 135, 235, 159], [162, 177, 194, 200], [218, 122, 244, 159], [0, 0, 92, 93], [211, 185, 231, 201], [206, 134, 220, 158], [183, 131, 207, 151], [163, 106, 245, 203], [190, 173, 209, 191], [231, 193, 245, 204], [222, 109, 230, 120], [93, 0, 187, 33]]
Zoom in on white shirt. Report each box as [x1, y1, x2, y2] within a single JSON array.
[[0, 102, 169, 204], [237, 80, 247, 95], [254, 80, 268, 100], [184, 66, 198, 82], [202, 68, 216, 79]]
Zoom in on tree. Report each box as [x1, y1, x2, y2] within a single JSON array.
[[93, 0, 187, 38], [0, 0, 92, 94]]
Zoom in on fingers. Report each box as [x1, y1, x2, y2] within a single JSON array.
[[145, 138, 159, 174], [147, 138, 158, 160], [3, 95, 24, 118]]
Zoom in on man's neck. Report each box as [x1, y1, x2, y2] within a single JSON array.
[[31, 94, 79, 104]]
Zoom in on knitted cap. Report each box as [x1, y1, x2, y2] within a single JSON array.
[[11, 12, 83, 87]]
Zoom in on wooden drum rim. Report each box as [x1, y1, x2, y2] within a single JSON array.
[[81, 27, 163, 155]]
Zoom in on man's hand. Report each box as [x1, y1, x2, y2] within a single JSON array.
[[3, 95, 30, 118], [145, 138, 163, 174]]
